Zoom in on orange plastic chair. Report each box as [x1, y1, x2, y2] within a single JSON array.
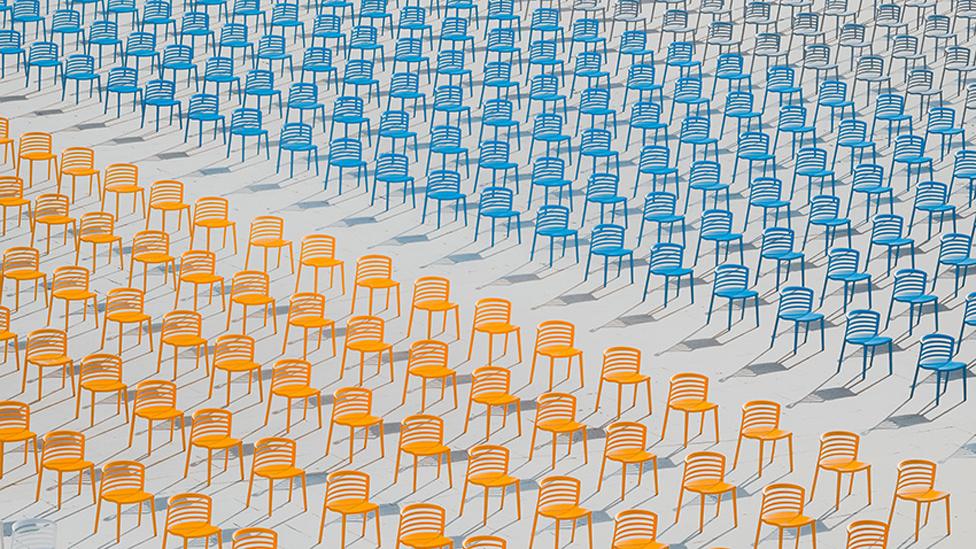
[[94, 460, 157, 542], [674, 451, 738, 532], [75, 211, 124, 272], [529, 392, 588, 470], [190, 196, 238, 252], [611, 510, 667, 549], [282, 292, 336, 358], [175, 249, 226, 310], [57, 146, 100, 201], [47, 265, 98, 331], [162, 493, 222, 548], [463, 536, 506, 549], [246, 215, 294, 272], [319, 470, 381, 547], [327, 386, 385, 462], [183, 408, 245, 485], [210, 333, 264, 406], [463, 366, 522, 440], [296, 233, 345, 293], [0, 400, 39, 478], [459, 444, 521, 525], [0, 117, 14, 165], [0, 305, 21, 370], [16, 131, 57, 188], [660, 372, 719, 447], [128, 379, 186, 455], [264, 358, 322, 433], [30, 193, 76, 254], [0, 175, 31, 234], [887, 459, 950, 542], [156, 310, 209, 379], [101, 287, 153, 355], [466, 298, 522, 363], [845, 520, 889, 549], [530, 320, 584, 391], [350, 254, 401, 315], [401, 339, 458, 411], [226, 270, 278, 333], [340, 315, 393, 384], [35, 430, 95, 509], [528, 476, 593, 549], [809, 431, 871, 510], [146, 180, 190, 232], [594, 346, 652, 417], [75, 353, 128, 426], [232, 527, 278, 549], [246, 437, 308, 516], [101, 163, 146, 219], [598, 421, 659, 500], [1, 246, 46, 310], [732, 400, 794, 478], [407, 276, 460, 339], [753, 483, 817, 548], [23, 328, 74, 401], [396, 503, 452, 549], [128, 229, 177, 290], [395, 414, 453, 492]]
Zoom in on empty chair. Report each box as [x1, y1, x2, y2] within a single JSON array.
[[838, 309, 893, 379]]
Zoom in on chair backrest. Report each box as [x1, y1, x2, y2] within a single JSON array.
[[232, 527, 278, 549], [845, 519, 889, 549], [668, 372, 708, 403], [612, 510, 659, 546], [844, 309, 880, 340]]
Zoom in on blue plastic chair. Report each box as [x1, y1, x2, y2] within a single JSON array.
[[887, 133, 933, 192], [909, 181, 956, 240], [179, 11, 214, 54], [86, 20, 121, 67], [774, 104, 817, 156], [277, 122, 318, 177], [720, 91, 762, 136], [669, 76, 709, 124], [770, 286, 825, 353], [348, 25, 384, 67], [11, 0, 45, 40], [195, 0, 229, 24], [846, 162, 892, 221], [959, 292, 976, 345], [790, 146, 834, 203], [531, 204, 579, 266], [527, 156, 572, 210], [615, 30, 652, 74], [866, 213, 915, 276], [285, 82, 326, 127], [755, 226, 805, 289], [270, 1, 305, 45], [474, 140, 519, 193], [434, 49, 471, 94], [485, 28, 522, 71], [925, 106, 966, 161], [425, 124, 469, 176], [821, 247, 872, 312], [257, 34, 294, 77], [838, 309, 893, 379], [684, 160, 728, 213], [312, 13, 346, 52], [301, 46, 338, 87], [526, 39, 566, 87], [575, 128, 619, 179], [951, 149, 976, 207], [25, 41, 60, 91], [643, 242, 693, 306], [475, 186, 521, 246], [803, 194, 851, 254], [141, 0, 176, 39], [662, 41, 701, 81], [0, 29, 25, 77], [184, 93, 225, 145], [813, 80, 854, 132], [581, 172, 627, 227], [331, 96, 372, 145], [569, 17, 605, 59], [481, 60, 521, 108], [123, 31, 159, 75], [637, 191, 684, 246], [585, 223, 633, 286], [934, 233, 976, 297], [105, 0, 138, 25], [744, 177, 790, 231], [103, 66, 140, 116], [50, 10, 84, 51], [871, 93, 912, 146], [61, 53, 100, 103], [479, 98, 521, 147], [141, 78, 182, 130], [243, 69, 283, 115], [635, 144, 677, 197], [675, 115, 718, 163], [528, 112, 572, 162], [484, 0, 519, 39], [711, 52, 751, 97], [886, 268, 939, 335], [320, 0, 353, 21], [622, 63, 662, 109], [160, 44, 198, 89], [732, 131, 776, 183], [910, 333, 967, 405], [569, 50, 607, 92], [707, 263, 758, 329], [438, 16, 475, 55], [422, 169, 467, 228], [830, 119, 876, 177], [575, 87, 617, 136], [226, 107, 270, 161], [397, 5, 430, 44], [388, 72, 426, 119], [392, 36, 430, 82], [761, 65, 802, 113], [371, 152, 415, 210], [694, 208, 744, 266], [430, 84, 471, 134], [325, 137, 368, 194], [627, 101, 668, 150], [358, 0, 392, 33], [375, 110, 417, 160], [525, 74, 568, 123], [528, 7, 564, 48], [202, 56, 241, 100]]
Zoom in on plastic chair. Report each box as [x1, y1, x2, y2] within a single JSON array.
[[467, 297, 521, 363], [60, 54, 101, 104], [94, 461, 156, 543], [245, 437, 307, 516], [744, 177, 789, 232], [127, 380, 184, 455], [231, 528, 278, 549], [674, 451, 737, 532], [327, 386, 384, 462], [140, 79, 182, 132], [770, 285, 824, 352], [643, 242, 694, 306], [0, 176, 30, 235], [394, 414, 452, 491], [282, 292, 335, 358], [183, 93, 225, 146], [529, 320, 583, 391], [264, 358, 322, 433], [597, 421, 658, 500], [528, 115, 572, 167], [0, 30, 26, 78], [324, 137, 368, 195], [838, 309, 893, 379], [2, 246, 47, 311], [319, 470, 380, 547], [463, 366, 521, 439], [225, 270, 277, 334], [833, 119, 877, 176], [127, 230, 176, 291], [376, 110, 419, 161], [707, 264, 758, 329], [174, 250, 224, 311], [74, 354, 126, 428], [340, 315, 393, 384], [423, 169, 468, 229], [802, 195, 851, 255], [475, 186, 521, 246], [0, 400, 37, 477], [155, 310, 209, 379], [23, 328, 73, 401], [396, 503, 452, 549], [35, 430, 95, 509], [661, 372, 718, 446], [190, 196, 237, 252], [209, 334, 263, 406], [301, 46, 338, 87], [183, 408, 244, 485], [103, 66, 141, 117], [886, 268, 939, 335], [243, 69, 283, 116], [401, 339, 457, 411], [55, 148, 98, 204], [611, 510, 665, 549], [270, 1, 305, 45], [910, 333, 968, 405], [576, 128, 620, 179], [845, 520, 889, 549], [732, 400, 793, 478], [459, 445, 521, 525], [888, 134, 933, 192], [635, 145, 678, 199], [934, 233, 976, 297], [30, 193, 76, 255], [531, 204, 579, 267], [226, 107, 270, 161], [47, 265, 97, 332], [528, 476, 593, 549], [295, 234, 344, 293], [846, 163, 892, 223], [25, 42, 61, 92], [584, 223, 633, 287], [887, 459, 951, 541], [145, 180, 188, 235], [528, 392, 587, 471], [162, 493, 222, 548], [406, 276, 459, 339], [16, 132, 57, 189], [99, 287, 152, 356], [753, 484, 817, 548]]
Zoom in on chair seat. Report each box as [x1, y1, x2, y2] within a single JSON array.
[[44, 458, 93, 473], [779, 311, 822, 323], [134, 252, 173, 264], [254, 465, 304, 479], [651, 266, 692, 277], [539, 504, 590, 520], [327, 498, 378, 515], [537, 419, 584, 433], [335, 412, 381, 428], [213, 359, 259, 373], [474, 391, 518, 406], [408, 365, 455, 379], [684, 479, 734, 495], [481, 209, 519, 219], [919, 359, 967, 372], [820, 458, 870, 473], [591, 246, 632, 257], [398, 533, 453, 549], [346, 341, 391, 354], [101, 488, 153, 505], [742, 427, 791, 440], [897, 488, 950, 502], [468, 472, 517, 488], [164, 335, 206, 347], [274, 385, 318, 399], [105, 312, 148, 324], [828, 272, 870, 283], [670, 398, 716, 413], [400, 442, 449, 456], [715, 288, 757, 300], [761, 512, 815, 529], [606, 448, 654, 463], [538, 344, 581, 358], [81, 379, 125, 393], [168, 522, 220, 539], [476, 321, 517, 334], [702, 232, 741, 242], [848, 335, 891, 347]]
